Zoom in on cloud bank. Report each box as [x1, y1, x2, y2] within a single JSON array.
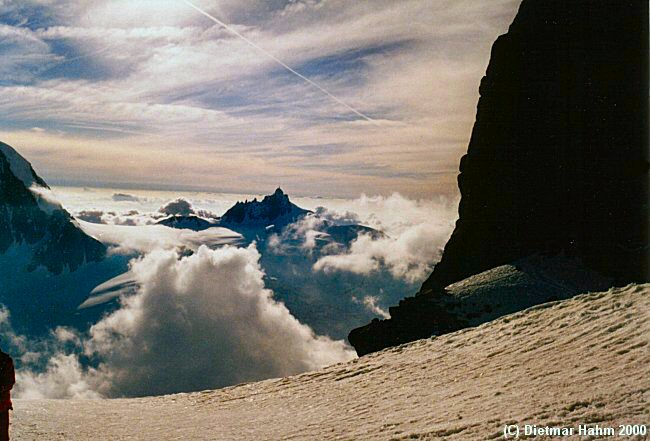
[[86, 245, 354, 396], [314, 221, 450, 283], [271, 193, 458, 283]]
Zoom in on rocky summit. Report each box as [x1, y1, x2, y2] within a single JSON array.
[[220, 187, 310, 227], [349, 0, 649, 356]]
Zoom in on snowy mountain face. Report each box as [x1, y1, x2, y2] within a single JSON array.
[[0, 142, 105, 274], [220, 188, 310, 227]]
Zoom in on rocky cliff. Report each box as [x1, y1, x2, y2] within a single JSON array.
[[349, 0, 649, 356]]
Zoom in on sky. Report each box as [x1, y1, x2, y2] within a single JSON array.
[[0, 0, 520, 198]]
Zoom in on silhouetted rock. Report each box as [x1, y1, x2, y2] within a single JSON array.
[[349, 0, 649, 356], [220, 187, 310, 227]]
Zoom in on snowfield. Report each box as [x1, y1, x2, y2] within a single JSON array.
[[12, 284, 649, 440]]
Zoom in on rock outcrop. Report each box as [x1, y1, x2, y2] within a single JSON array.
[[349, 0, 649, 356]]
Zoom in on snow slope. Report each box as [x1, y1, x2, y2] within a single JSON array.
[[12, 284, 649, 440]]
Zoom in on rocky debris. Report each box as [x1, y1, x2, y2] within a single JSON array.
[[349, 0, 649, 355]]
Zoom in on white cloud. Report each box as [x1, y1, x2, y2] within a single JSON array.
[[314, 222, 448, 282], [0, 0, 520, 197], [353, 295, 389, 319], [78, 220, 242, 254], [75, 209, 163, 226], [16, 354, 101, 399], [4, 244, 354, 398], [312, 193, 457, 282], [267, 206, 360, 254], [84, 245, 354, 396]]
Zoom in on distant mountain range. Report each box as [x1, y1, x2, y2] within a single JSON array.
[[156, 214, 217, 231], [156, 187, 384, 253], [0, 142, 403, 342]]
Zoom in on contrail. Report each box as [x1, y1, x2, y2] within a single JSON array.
[[178, 0, 376, 123]]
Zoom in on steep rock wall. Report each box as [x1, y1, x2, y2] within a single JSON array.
[[349, 0, 649, 356]]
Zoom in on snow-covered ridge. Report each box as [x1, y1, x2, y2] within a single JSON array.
[[13, 284, 649, 440]]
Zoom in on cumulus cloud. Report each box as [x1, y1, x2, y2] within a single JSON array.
[[16, 354, 102, 400], [314, 222, 449, 283], [158, 197, 195, 216], [3, 245, 354, 398], [83, 245, 353, 396], [269, 193, 457, 283], [267, 206, 358, 254], [0, 308, 99, 399], [155, 198, 219, 219]]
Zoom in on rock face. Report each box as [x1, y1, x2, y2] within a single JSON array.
[[349, 0, 648, 356], [0, 142, 106, 274]]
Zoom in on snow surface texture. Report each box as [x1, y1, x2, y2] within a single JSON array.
[[12, 284, 649, 440]]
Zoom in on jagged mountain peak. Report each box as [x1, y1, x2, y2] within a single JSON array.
[[220, 188, 310, 227]]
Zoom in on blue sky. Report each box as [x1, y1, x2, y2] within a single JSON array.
[[0, 0, 519, 197]]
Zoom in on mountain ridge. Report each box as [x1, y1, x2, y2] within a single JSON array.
[[0, 141, 106, 274]]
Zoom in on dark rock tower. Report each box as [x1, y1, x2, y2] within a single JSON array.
[[349, 0, 649, 355]]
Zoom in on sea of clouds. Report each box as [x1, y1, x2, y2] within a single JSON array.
[[5, 245, 354, 398], [1, 187, 457, 398]]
